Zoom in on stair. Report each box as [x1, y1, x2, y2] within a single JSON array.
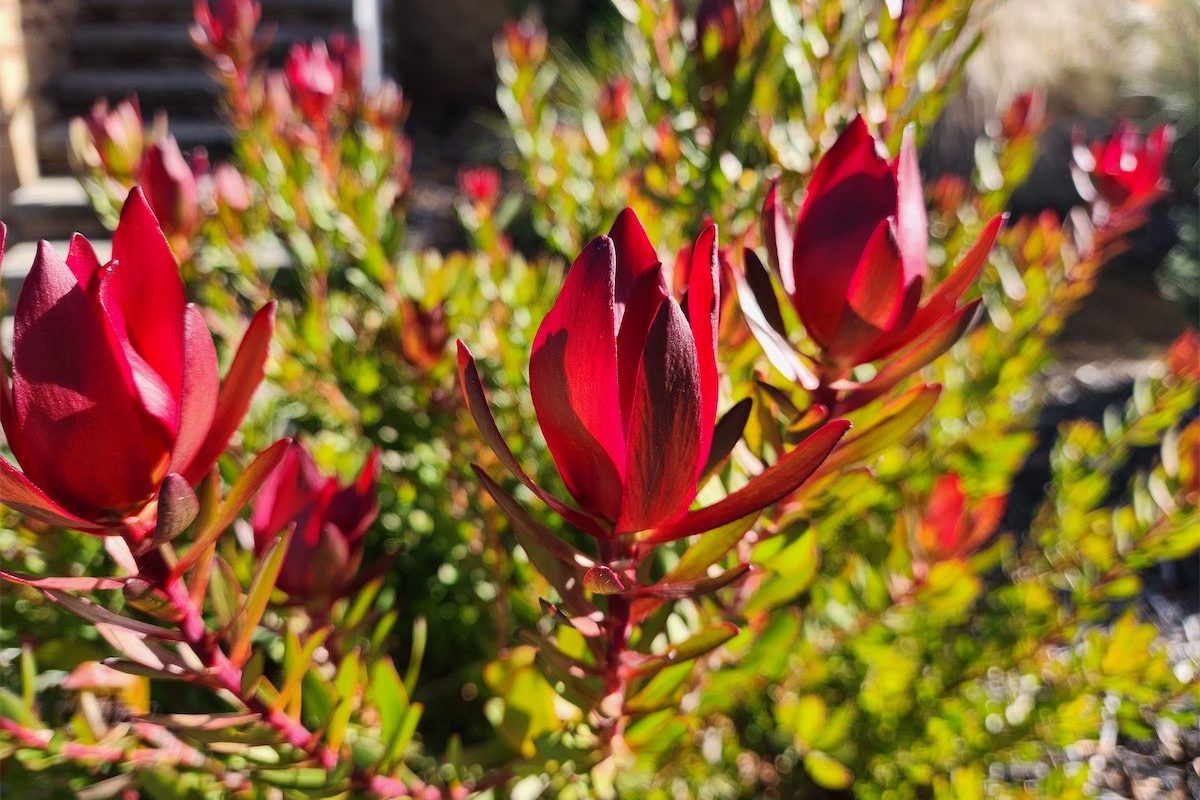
[[6, 0, 392, 255]]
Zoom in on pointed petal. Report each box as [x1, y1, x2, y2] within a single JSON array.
[[743, 247, 788, 339], [761, 180, 795, 294], [0, 455, 105, 529], [180, 302, 275, 483], [643, 419, 850, 543], [731, 255, 819, 389], [688, 224, 720, 477], [608, 208, 661, 309], [456, 341, 607, 536], [892, 125, 928, 284], [168, 305, 219, 475], [852, 299, 983, 404], [826, 220, 905, 364], [912, 214, 1004, 327], [65, 233, 103, 294], [104, 188, 187, 408], [700, 397, 752, 480], [792, 116, 897, 347], [617, 298, 703, 533], [530, 237, 625, 522], [11, 241, 171, 519], [617, 267, 667, 425]]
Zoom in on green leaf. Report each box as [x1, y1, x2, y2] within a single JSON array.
[[667, 514, 758, 583], [369, 660, 409, 760], [632, 623, 739, 678], [403, 616, 426, 694], [325, 649, 360, 753], [804, 751, 853, 789], [229, 527, 292, 666]]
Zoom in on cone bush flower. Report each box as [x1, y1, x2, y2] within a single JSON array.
[[0, 190, 273, 536], [251, 441, 380, 603], [460, 209, 849, 541], [763, 116, 1003, 374], [914, 474, 1006, 566]]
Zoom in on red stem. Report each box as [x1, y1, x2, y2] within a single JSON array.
[[132, 547, 435, 798]]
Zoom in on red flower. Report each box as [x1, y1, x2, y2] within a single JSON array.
[[763, 115, 1003, 372], [915, 474, 1006, 564], [284, 41, 342, 122], [1083, 120, 1173, 209], [598, 77, 632, 126], [500, 17, 547, 65], [0, 190, 274, 534], [138, 136, 201, 245], [72, 97, 144, 178], [192, 0, 262, 69], [999, 89, 1047, 141], [459, 209, 849, 539], [1166, 329, 1200, 383], [251, 441, 379, 602], [458, 167, 502, 207]]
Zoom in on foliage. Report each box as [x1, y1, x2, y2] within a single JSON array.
[[1, 0, 1195, 798]]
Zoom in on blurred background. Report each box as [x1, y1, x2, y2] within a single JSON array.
[[1, 0, 1195, 348]]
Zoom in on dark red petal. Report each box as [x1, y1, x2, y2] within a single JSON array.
[[792, 115, 897, 347], [11, 241, 171, 518], [892, 125, 928, 285], [617, 268, 667, 425], [327, 448, 380, 543], [643, 419, 850, 543], [65, 233, 103, 294], [609, 208, 661, 311], [168, 305, 219, 475], [616, 299, 702, 533], [530, 237, 625, 522], [687, 223, 720, 476], [0, 455, 105, 530], [825, 220, 906, 365], [456, 341, 607, 536], [731, 255, 819, 389], [762, 180, 795, 294], [105, 188, 187, 409], [853, 299, 983, 404], [180, 302, 275, 483], [250, 442, 311, 548], [912, 214, 1005, 326]]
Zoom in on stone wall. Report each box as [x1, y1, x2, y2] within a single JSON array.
[[1, 0, 81, 195]]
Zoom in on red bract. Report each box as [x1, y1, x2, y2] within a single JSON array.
[[914, 474, 1006, 565], [999, 89, 1047, 142], [458, 167, 501, 207], [73, 97, 144, 177], [762, 115, 1003, 373], [0, 191, 274, 534], [501, 17, 547, 65], [251, 441, 379, 603], [139, 136, 201, 246], [598, 77, 632, 126], [284, 41, 341, 121], [1083, 120, 1173, 209], [191, 0, 262, 70], [459, 209, 849, 539]]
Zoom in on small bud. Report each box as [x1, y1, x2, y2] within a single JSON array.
[[153, 473, 200, 546], [583, 565, 626, 595]]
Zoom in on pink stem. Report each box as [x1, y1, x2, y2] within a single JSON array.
[[133, 548, 428, 797]]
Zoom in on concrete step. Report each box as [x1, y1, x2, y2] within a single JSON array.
[[52, 69, 220, 117], [70, 21, 380, 67], [1, 178, 106, 243], [37, 118, 233, 177], [83, 0, 358, 23]]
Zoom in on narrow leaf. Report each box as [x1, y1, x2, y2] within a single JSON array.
[[229, 527, 292, 666], [172, 438, 292, 579]]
